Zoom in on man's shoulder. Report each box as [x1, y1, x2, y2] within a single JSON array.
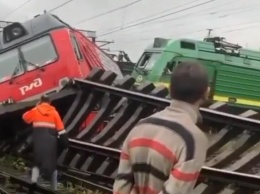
[[170, 116, 207, 144], [46, 105, 60, 116]]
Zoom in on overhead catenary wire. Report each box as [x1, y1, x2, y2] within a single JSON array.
[[120, 20, 260, 45], [75, 0, 143, 25], [113, 0, 238, 35], [93, 0, 260, 57], [49, 0, 75, 13], [98, 0, 245, 39], [166, 20, 260, 37], [98, 0, 215, 37], [107, 0, 260, 41], [224, 23, 260, 33], [1, 0, 32, 20], [97, 0, 200, 34], [118, 3, 260, 37], [123, 21, 260, 61], [169, 21, 260, 37], [150, 0, 239, 24], [98, 0, 256, 36], [1, 0, 258, 47], [218, 4, 260, 18]]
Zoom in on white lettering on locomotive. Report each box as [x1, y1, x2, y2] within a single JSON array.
[[19, 78, 43, 95]]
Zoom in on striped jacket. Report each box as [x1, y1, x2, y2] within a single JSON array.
[[113, 99, 208, 194]]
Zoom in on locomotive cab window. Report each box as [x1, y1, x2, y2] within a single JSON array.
[[0, 49, 24, 83], [164, 60, 182, 74], [21, 36, 58, 71], [71, 35, 83, 61], [136, 52, 160, 70], [180, 41, 196, 50]]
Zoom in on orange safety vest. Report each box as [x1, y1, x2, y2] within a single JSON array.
[[22, 103, 65, 135]]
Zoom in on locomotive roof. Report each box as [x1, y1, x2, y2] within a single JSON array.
[[0, 13, 68, 51]]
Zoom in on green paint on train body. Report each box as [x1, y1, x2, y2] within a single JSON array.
[[132, 37, 260, 108]]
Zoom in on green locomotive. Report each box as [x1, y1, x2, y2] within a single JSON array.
[[132, 37, 260, 109]]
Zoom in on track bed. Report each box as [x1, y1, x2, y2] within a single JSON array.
[[0, 157, 111, 194]]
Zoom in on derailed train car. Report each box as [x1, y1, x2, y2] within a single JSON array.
[[0, 13, 124, 138], [0, 12, 123, 104], [132, 37, 260, 110]]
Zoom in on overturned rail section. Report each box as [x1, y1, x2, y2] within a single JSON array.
[[61, 73, 260, 175], [60, 139, 260, 193], [5, 69, 259, 175], [0, 69, 260, 192]]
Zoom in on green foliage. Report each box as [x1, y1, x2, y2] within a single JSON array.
[[0, 154, 108, 194], [0, 155, 28, 172]]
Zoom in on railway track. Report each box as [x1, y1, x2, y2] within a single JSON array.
[[0, 169, 58, 194], [4, 137, 259, 194], [0, 156, 112, 194], [3, 138, 254, 194], [58, 139, 260, 193], [0, 69, 260, 193], [56, 77, 260, 176]]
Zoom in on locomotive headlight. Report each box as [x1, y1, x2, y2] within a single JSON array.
[[11, 27, 23, 36], [136, 75, 143, 82], [3, 22, 27, 43]]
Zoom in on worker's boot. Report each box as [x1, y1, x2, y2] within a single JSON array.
[[31, 166, 40, 183], [29, 167, 40, 194], [51, 170, 58, 190], [28, 183, 37, 194]]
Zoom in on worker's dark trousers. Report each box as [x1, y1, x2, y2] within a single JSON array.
[[31, 128, 58, 190], [31, 166, 58, 190]]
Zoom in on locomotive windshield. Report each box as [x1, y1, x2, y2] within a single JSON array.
[[136, 52, 161, 71], [0, 36, 57, 82], [21, 36, 57, 71], [0, 49, 23, 82]]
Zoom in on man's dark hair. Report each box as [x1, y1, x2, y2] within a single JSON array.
[[170, 61, 209, 103], [40, 94, 51, 103]]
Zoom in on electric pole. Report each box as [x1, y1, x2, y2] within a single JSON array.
[[207, 29, 213, 38]]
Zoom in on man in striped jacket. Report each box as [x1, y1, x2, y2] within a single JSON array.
[[113, 61, 210, 194]]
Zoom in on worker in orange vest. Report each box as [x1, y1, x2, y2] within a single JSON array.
[[22, 94, 68, 191]]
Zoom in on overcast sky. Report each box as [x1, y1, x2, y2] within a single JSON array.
[[1, 0, 260, 61]]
